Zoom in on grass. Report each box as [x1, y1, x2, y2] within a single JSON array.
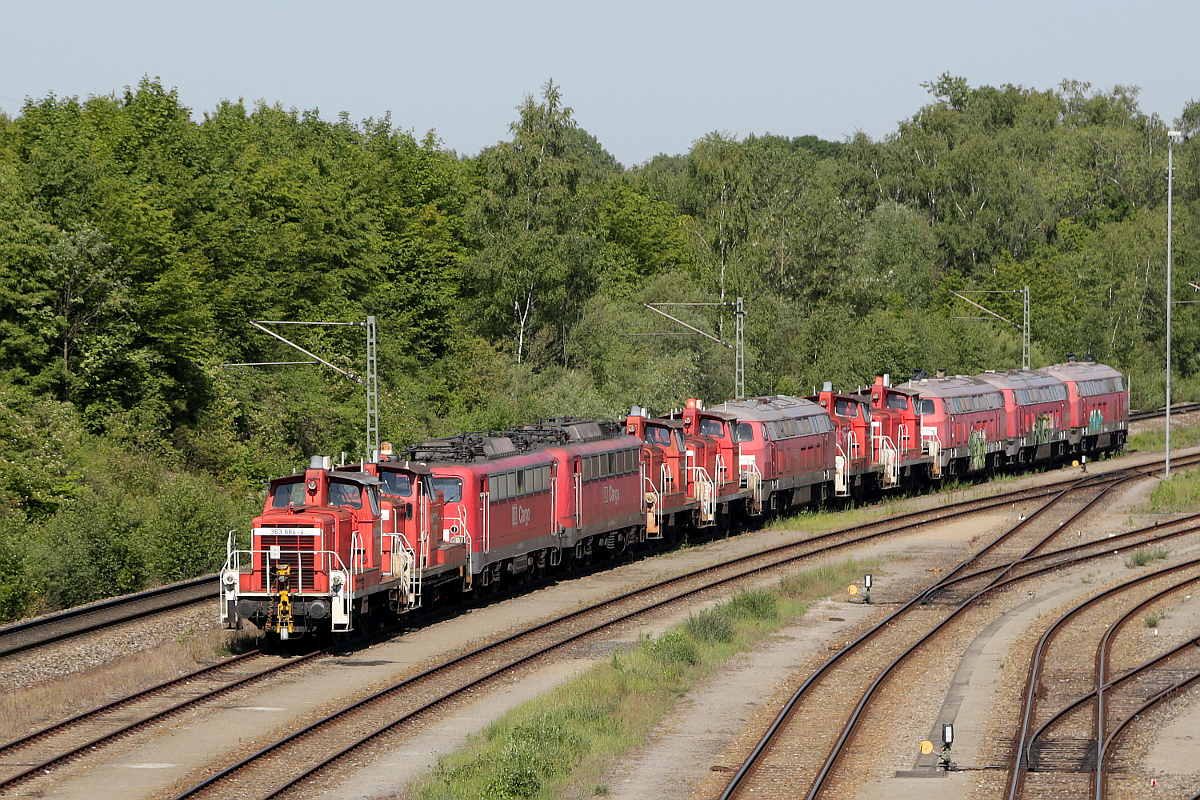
[[1144, 463, 1200, 513], [406, 557, 875, 800], [1124, 547, 1170, 569], [1144, 612, 1162, 628], [1129, 425, 1200, 453]]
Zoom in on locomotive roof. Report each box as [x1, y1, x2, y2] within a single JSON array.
[[321, 469, 380, 487], [975, 369, 1064, 390], [897, 374, 996, 397], [1038, 360, 1124, 381], [711, 395, 825, 422], [400, 418, 626, 464], [366, 458, 434, 475]]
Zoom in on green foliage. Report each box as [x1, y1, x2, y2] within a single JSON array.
[[683, 606, 735, 643], [1144, 462, 1200, 513], [725, 587, 779, 622], [2, 73, 1199, 617], [0, 516, 38, 620], [1124, 547, 1170, 568], [644, 630, 699, 666]]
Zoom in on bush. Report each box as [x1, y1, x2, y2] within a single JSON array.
[[31, 490, 152, 608], [645, 630, 699, 665], [0, 517, 39, 621], [683, 607, 735, 643], [725, 588, 778, 621], [480, 712, 586, 799], [144, 476, 256, 582]]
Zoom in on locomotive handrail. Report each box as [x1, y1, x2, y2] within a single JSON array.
[[382, 531, 415, 577], [687, 464, 716, 521], [383, 532, 421, 607], [442, 510, 475, 577], [225, 547, 351, 593], [479, 489, 491, 554], [643, 473, 664, 533], [660, 460, 675, 493]]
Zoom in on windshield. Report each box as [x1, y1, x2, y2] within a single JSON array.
[[380, 472, 413, 497], [736, 422, 754, 442], [433, 477, 463, 503], [270, 480, 305, 509], [328, 480, 363, 509], [645, 425, 673, 447]]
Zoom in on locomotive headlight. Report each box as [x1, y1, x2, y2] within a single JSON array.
[[330, 571, 345, 588], [222, 571, 237, 590]]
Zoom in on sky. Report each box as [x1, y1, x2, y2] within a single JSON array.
[[3, 0, 1198, 167]]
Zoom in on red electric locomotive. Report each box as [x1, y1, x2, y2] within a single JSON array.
[[403, 419, 645, 587]]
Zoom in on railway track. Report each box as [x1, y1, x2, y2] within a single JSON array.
[[717, 458, 1200, 799], [1129, 402, 1200, 422], [1008, 559, 1200, 799], [1, 451, 1191, 797], [0, 575, 216, 659], [0, 650, 320, 792], [155, 458, 1194, 799]]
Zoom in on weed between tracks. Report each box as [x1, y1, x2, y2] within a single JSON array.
[[408, 557, 874, 800], [1124, 546, 1171, 568]]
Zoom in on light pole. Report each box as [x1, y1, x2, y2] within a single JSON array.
[[1167, 130, 1182, 479]]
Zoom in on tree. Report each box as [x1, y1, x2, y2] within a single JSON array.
[[44, 224, 129, 402], [465, 81, 611, 365]]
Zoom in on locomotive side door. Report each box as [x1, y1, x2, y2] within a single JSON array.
[[479, 475, 490, 554]]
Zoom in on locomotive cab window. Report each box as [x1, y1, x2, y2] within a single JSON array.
[[381, 472, 413, 497], [699, 419, 725, 438], [646, 426, 672, 447], [834, 399, 859, 418], [736, 422, 754, 442], [328, 480, 363, 509], [271, 480, 305, 509], [433, 477, 463, 503], [886, 394, 909, 411]]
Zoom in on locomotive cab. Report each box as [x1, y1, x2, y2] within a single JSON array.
[[221, 456, 383, 638], [342, 450, 448, 612], [628, 408, 690, 537]]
